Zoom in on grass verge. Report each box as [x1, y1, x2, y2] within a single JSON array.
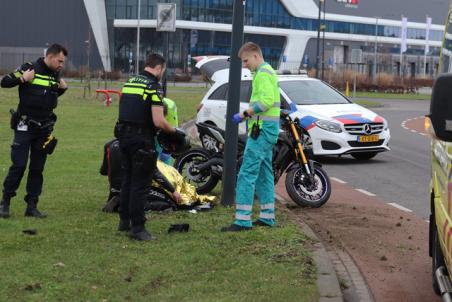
[[353, 99, 383, 108], [352, 91, 430, 100], [0, 87, 318, 301]]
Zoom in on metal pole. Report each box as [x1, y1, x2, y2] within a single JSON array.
[[400, 15, 404, 80], [84, 29, 91, 98], [221, 0, 245, 206], [373, 17, 378, 79], [163, 31, 169, 97], [163, 0, 170, 97], [315, 0, 323, 79], [136, 0, 141, 75], [424, 15, 429, 78], [424, 51, 427, 78], [321, 0, 326, 80]]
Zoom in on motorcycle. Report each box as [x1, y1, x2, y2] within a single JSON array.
[[175, 113, 331, 207]]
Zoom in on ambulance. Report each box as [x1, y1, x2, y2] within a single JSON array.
[[428, 4, 452, 300]]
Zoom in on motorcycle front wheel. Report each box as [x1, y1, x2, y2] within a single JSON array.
[[285, 165, 331, 208], [174, 147, 219, 194]]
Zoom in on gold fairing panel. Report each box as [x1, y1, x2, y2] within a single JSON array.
[[154, 161, 218, 205]]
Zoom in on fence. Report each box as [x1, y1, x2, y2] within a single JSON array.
[[0, 50, 437, 94]]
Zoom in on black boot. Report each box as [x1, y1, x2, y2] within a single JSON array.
[[118, 219, 131, 232], [220, 224, 252, 232], [0, 198, 10, 218], [24, 199, 47, 218], [129, 226, 157, 241]]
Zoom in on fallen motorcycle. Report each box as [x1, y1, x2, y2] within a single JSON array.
[[175, 112, 331, 207]]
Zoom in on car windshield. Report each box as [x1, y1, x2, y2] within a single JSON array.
[[279, 80, 351, 105]]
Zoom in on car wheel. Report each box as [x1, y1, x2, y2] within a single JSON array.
[[351, 152, 378, 160]]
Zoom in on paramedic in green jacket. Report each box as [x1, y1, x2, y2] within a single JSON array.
[[221, 42, 280, 232]]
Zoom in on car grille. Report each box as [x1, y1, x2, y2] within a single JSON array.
[[348, 139, 385, 147], [344, 123, 384, 135]]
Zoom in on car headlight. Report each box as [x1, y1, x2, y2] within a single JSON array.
[[314, 120, 342, 133]]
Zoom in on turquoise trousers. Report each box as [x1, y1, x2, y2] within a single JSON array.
[[234, 133, 276, 227]]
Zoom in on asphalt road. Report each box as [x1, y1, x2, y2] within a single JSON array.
[[318, 99, 432, 220]]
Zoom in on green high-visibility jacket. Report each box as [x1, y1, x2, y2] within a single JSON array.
[[248, 62, 280, 144], [163, 97, 178, 127]]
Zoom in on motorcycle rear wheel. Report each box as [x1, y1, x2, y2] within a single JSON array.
[[285, 165, 331, 208], [174, 148, 219, 194]]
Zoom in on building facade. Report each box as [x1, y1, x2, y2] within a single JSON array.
[[0, 0, 448, 76]]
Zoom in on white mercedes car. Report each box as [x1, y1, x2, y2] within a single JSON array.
[[195, 56, 390, 160]]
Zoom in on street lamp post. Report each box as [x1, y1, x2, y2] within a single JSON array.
[[315, 0, 324, 79], [221, 0, 245, 206], [373, 17, 379, 80], [424, 15, 431, 78], [321, 0, 326, 80], [84, 30, 91, 99], [136, 0, 141, 75]]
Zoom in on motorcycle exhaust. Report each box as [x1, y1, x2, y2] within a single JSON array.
[[195, 158, 223, 172]]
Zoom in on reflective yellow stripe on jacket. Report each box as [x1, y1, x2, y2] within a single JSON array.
[[121, 80, 159, 102], [30, 73, 58, 87]]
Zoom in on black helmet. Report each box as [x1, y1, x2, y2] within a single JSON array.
[[157, 129, 191, 155]]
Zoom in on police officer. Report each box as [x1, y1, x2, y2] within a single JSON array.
[[221, 42, 280, 232], [0, 43, 68, 219], [115, 53, 185, 241]]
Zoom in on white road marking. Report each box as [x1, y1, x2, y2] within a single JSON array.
[[401, 117, 428, 137], [388, 202, 413, 213], [355, 188, 376, 197], [331, 177, 347, 184]]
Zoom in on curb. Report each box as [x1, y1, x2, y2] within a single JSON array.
[[276, 194, 344, 302]]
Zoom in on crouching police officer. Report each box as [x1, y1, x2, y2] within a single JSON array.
[[0, 43, 68, 219], [115, 53, 186, 241]]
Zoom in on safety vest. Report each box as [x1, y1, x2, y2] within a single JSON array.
[[163, 98, 179, 127], [118, 72, 162, 131], [248, 62, 280, 134], [17, 58, 60, 120]]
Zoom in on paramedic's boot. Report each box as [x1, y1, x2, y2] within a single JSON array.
[[24, 198, 47, 218], [129, 226, 157, 241], [253, 219, 273, 227], [0, 198, 10, 218]]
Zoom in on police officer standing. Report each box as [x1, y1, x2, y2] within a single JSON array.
[[221, 42, 280, 232], [0, 44, 68, 219], [115, 53, 185, 241]]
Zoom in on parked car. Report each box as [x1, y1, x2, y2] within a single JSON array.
[[194, 56, 390, 160]]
